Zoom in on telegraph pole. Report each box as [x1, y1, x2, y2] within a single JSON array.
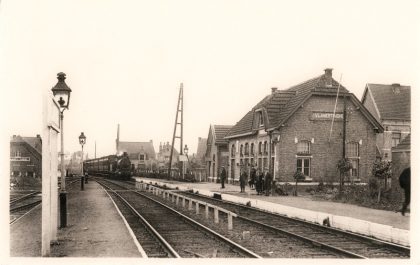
[[168, 83, 184, 179]]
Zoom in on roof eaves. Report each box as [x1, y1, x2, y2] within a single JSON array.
[[224, 131, 254, 139]]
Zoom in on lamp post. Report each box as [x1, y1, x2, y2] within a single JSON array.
[[268, 130, 280, 195], [182, 144, 188, 179], [79, 132, 86, 190], [51, 72, 72, 228]]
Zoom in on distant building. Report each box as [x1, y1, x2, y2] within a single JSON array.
[[391, 134, 410, 195], [157, 142, 179, 169], [188, 137, 208, 181], [116, 125, 156, 171], [10, 135, 42, 178], [205, 125, 233, 182], [67, 151, 88, 175], [225, 69, 383, 183], [361, 83, 411, 161]]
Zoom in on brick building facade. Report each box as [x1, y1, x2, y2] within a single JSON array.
[[225, 69, 383, 183], [10, 135, 42, 178], [116, 124, 156, 171], [205, 125, 232, 182], [361, 83, 411, 161]]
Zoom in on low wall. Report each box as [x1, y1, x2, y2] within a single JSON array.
[[136, 178, 409, 247]]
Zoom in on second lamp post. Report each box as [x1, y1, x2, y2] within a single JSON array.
[[79, 132, 86, 190]]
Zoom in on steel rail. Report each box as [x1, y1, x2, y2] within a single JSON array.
[[10, 191, 41, 205], [99, 178, 261, 258], [96, 180, 180, 258], [184, 191, 410, 257], [10, 200, 42, 212]]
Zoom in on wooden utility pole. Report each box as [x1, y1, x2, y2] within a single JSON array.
[[342, 93, 347, 158], [168, 83, 184, 179]]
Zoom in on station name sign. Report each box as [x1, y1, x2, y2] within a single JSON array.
[[311, 112, 343, 120], [10, 157, 30, 162]]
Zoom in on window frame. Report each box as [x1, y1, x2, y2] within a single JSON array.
[[296, 157, 311, 177], [346, 142, 360, 178], [297, 140, 311, 155]]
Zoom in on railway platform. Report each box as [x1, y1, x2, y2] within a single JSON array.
[[136, 177, 410, 246], [10, 180, 144, 257]]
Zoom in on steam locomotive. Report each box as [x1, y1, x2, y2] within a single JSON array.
[[83, 152, 132, 180]]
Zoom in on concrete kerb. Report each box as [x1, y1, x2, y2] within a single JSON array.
[[135, 178, 409, 247], [136, 181, 237, 230]]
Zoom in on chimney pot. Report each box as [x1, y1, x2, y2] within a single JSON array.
[[324, 68, 333, 87], [271, 87, 278, 94], [36, 134, 40, 138], [392, 83, 401, 94]]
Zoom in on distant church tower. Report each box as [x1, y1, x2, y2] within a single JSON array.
[[116, 124, 120, 154]]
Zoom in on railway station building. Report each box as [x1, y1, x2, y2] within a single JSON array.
[[361, 83, 411, 161], [225, 69, 383, 184], [205, 125, 233, 183], [10, 135, 42, 179]]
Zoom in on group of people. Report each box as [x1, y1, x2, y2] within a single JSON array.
[[220, 166, 272, 196]]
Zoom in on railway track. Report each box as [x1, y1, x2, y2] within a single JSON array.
[[9, 179, 81, 225], [95, 178, 261, 258], [175, 190, 410, 259], [99, 179, 352, 258]]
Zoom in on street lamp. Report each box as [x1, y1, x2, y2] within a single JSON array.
[[51, 72, 72, 228], [79, 132, 86, 189]]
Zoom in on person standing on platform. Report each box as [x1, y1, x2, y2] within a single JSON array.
[[264, 168, 272, 196], [240, 167, 247, 193], [220, 166, 226, 189], [399, 167, 410, 216], [256, 169, 264, 195], [249, 166, 256, 190]]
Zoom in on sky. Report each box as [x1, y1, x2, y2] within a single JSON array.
[[1, 0, 419, 158]]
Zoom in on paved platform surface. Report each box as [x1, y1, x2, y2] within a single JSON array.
[[137, 177, 409, 231], [10, 180, 142, 257]]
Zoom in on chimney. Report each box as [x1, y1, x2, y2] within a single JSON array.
[[392, 83, 401, 94], [324, 68, 333, 87], [150, 139, 153, 143], [13, 135, 16, 138], [36, 134, 41, 138], [116, 124, 120, 153], [271, 87, 278, 94]]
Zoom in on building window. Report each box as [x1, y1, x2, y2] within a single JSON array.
[[250, 143, 254, 155], [346, 142, 359, 178], [139, 154, 145, 161], [297, 141, 310, 155], [297, 157, 310, 177], [392, 132, 401, 147], [258, 158, 262, 170], [213, 154, 216, 162], [250, 158, 254, 167], [263, 141, 268, 155], [258, 112, 264, 127], [258, 142, 262, 154], [244, 143, 249, 156], [231, 144, 235, 156], [240, 144, 244, 157]]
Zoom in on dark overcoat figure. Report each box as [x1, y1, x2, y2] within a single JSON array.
[[256, 170, 264, 195], [240, 169, 247, 193], [249, 167, 256, 189], [399, 167, 411, 216], [264, 170, 272, 196], [220, 167, 227, 189]]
